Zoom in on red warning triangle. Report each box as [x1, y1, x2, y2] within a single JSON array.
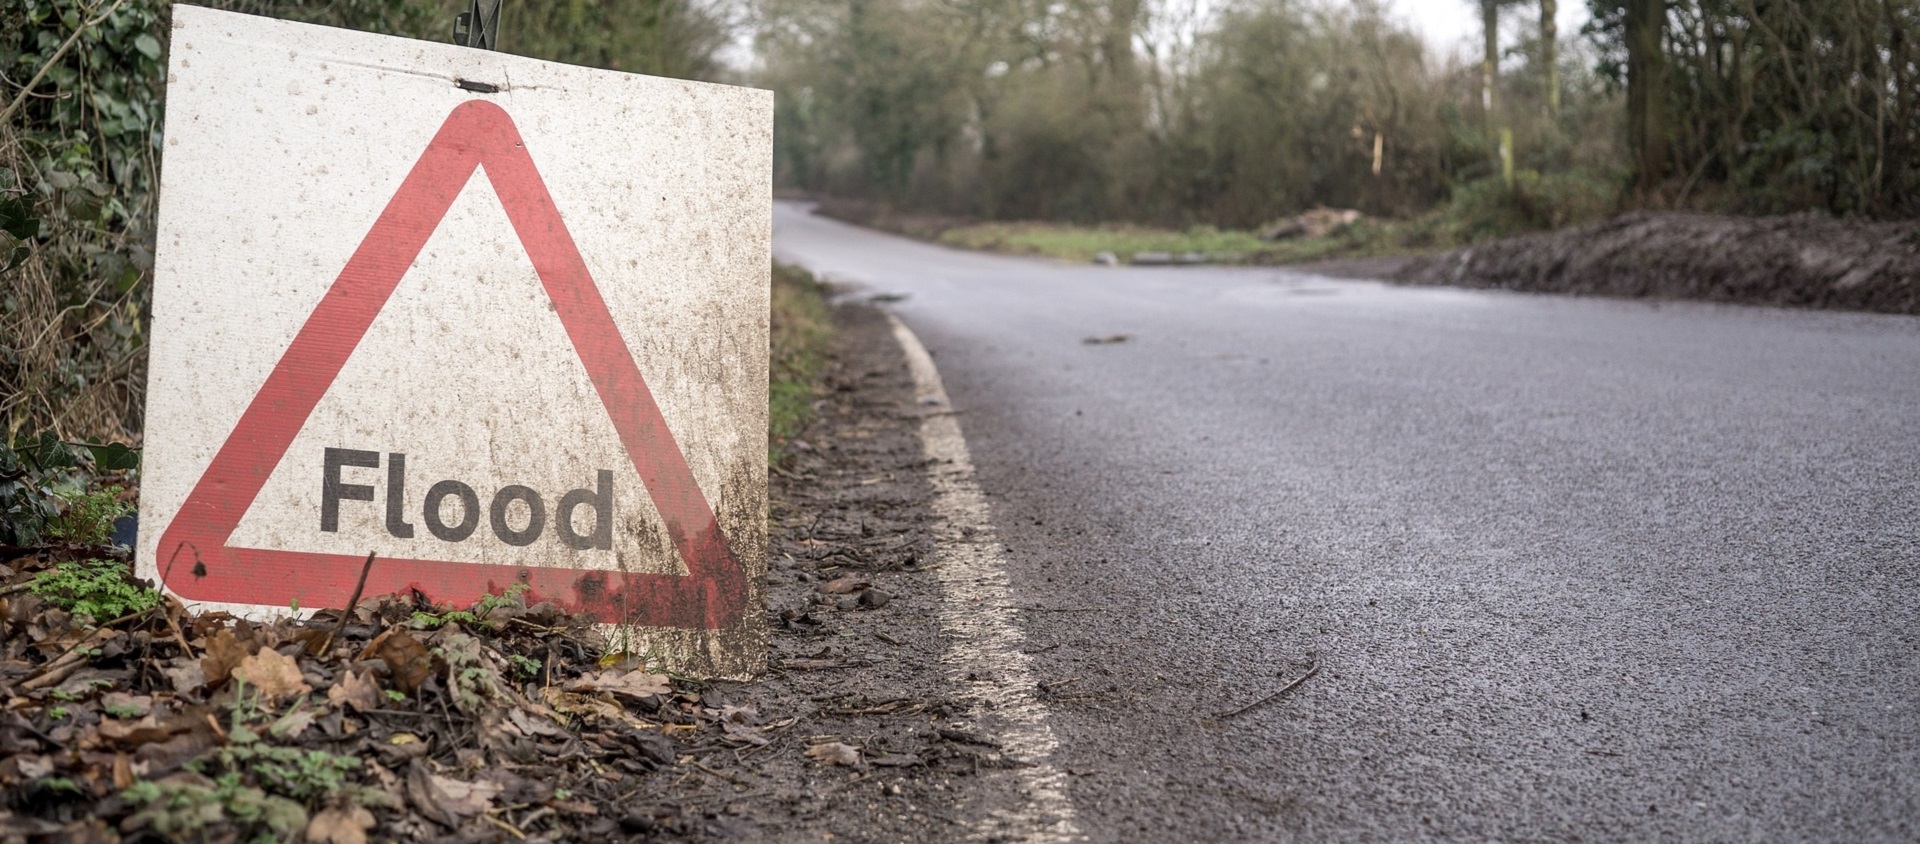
[[156, 100, 748, 629]]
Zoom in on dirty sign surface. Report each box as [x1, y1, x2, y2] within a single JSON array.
[[137, 6, 772, 677]]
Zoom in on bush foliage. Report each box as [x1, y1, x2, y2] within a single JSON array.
[[756, 0, 1919, 231], [2, 0, 733, 445]]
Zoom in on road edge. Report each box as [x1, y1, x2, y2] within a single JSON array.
[[887, 313, 1083, 843]]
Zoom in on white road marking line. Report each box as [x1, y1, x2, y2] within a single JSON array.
[[888, 313, 1082, 843]]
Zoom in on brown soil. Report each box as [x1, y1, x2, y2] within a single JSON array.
[[1393, 211, 1920, 314], [678, 302, 1022, 840]]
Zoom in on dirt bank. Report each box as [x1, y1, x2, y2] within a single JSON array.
[[1393, 212, 1920, 315]]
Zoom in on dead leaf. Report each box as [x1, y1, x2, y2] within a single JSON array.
[[200, 626, 255, 687], [99, 692, 152, 718], [712, 704, 760, 724], [405, 759, 500, 826], [289, 627, 334, 658], [232, 649, 311, 698], [112, 753, 134, 789], [364, 759, 402, 793], [97, 716, 177, 749], [128, 710, 217, 769], [361, 628, 433, 695], [160, 658, 205, 695], [379, 731, 430, 763], [540, 687, 654, 731], [268, 704, 316, 739], [21, 630, 116, 691], [816, 577, 872, 595], [52, 667, 127, 699], [564, 669, 669, 701], [326, 670, 382, 712], [305, 806, 375, 844], [16, 755, 53, 779], [720, 720, 770, 747], [506, 706, 567, 740], [805, 742, 863, 767], [404, 760, 457, 828], [433, 774, 502, 816]]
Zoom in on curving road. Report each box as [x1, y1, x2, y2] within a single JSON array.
[[771, 201, 1920, 842]]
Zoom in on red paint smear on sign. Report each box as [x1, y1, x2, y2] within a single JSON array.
[[156, 100, 748, 629]]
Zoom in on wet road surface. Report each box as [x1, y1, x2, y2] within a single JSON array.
[[772, 201, 1920, 842]]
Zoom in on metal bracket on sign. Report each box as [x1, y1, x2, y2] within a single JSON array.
[[453, 0, 501, 50]]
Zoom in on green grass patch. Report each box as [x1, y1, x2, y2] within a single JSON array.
[[925, 170, 1623, 267], [937, 222, 1269, 264], [770, 262, 833, 465], [934, 219, 1431, 265]]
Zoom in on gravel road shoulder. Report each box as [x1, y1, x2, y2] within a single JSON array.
[[664, 302, 1047, 841]]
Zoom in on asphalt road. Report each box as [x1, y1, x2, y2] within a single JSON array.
[[771, 202, 1920, 842]]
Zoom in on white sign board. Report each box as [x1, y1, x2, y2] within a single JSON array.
[[138, 6, 771, 677]]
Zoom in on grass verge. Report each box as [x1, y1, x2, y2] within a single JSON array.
[[937, 223, 1267, 263], [934, 219, 1430, 265], [819, 169, 1626, 267], [770, 262, 833, 465]]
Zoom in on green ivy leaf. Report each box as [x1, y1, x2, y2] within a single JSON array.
[[1, 246, 27, 274], [0, 195, 38, 240], [133, 33, 161, 60], [77, 442, 140, 472]]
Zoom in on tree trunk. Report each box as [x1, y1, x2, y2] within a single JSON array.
[[1482, 0, 1500, 137], [1627, 0, 1668, 194], [1102, 0, 1140, 90], [1541, 0, 1559, 117]]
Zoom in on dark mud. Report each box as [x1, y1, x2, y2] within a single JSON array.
[[1394, 211, 1920, 314], [658, 303, 1025, 841]]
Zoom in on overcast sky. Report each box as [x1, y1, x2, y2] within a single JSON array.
[[1390, 0, 1592, 62]]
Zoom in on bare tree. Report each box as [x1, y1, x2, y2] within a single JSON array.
[[1541, 0, 1558, 117], [1626, 0, 1666, 194], [1481, 0, 1500, 136]]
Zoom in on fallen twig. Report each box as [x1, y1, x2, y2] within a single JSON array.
[[161, 599, 195, 658], [481, 814, 528, 840], [1212, 657, 1321, 720], [318, 551, 376, 655], [20, 611, 151, 689]]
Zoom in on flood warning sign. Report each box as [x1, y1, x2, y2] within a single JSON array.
[[138, 6, 772, 677]]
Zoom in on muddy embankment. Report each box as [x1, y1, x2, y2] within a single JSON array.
[[1394, 212, 1920, 315]]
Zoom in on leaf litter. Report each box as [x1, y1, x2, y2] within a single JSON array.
[[0, 551, 739, 841], [2, 304, 1049, 841]]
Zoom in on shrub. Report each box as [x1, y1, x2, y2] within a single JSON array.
[[30, 557, 161, 621]]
